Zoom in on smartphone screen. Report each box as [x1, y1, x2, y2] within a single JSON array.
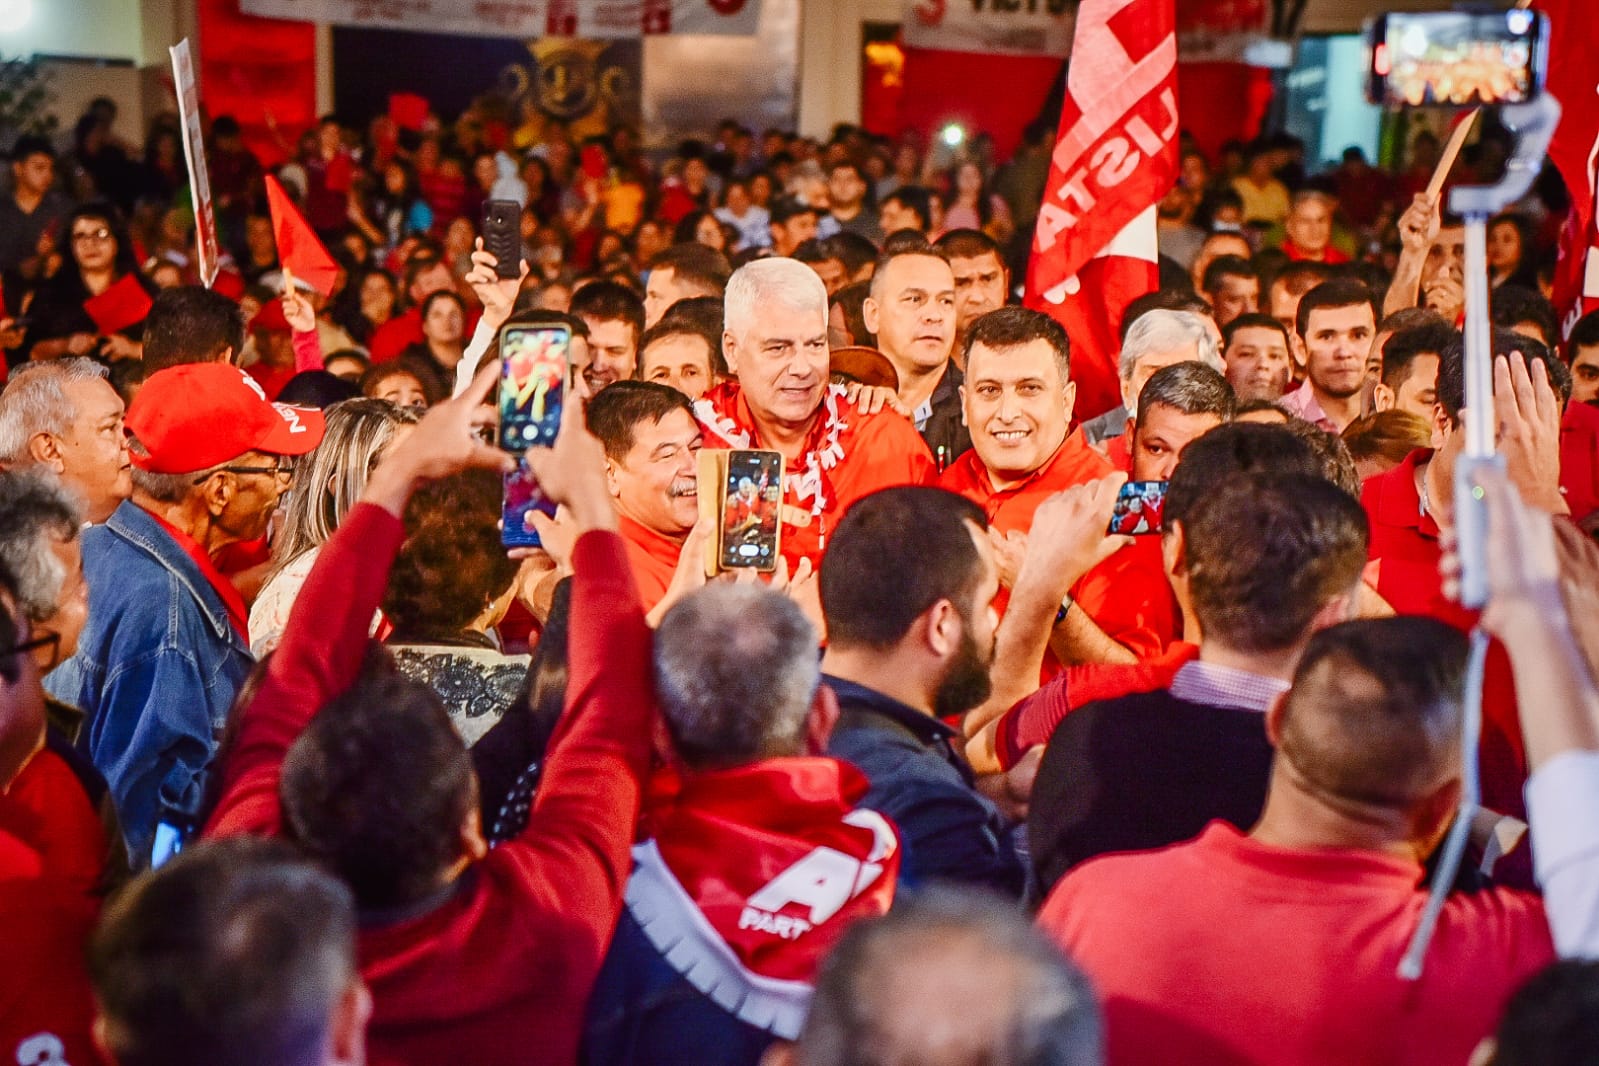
[[502, 459, 556, 549], [499, 324, 568, 454], [720, 450, 782, 571], [1369, 10, 1546, 108], [1107, 480, 1167, 536]]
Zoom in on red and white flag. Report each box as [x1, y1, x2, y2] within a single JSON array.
[[1545, 0, 1599, 343], [1025, 0, 1180, 422]]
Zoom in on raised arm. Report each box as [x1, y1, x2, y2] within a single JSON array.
[[454, 241, 530, 397]]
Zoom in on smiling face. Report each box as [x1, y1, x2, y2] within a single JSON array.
[[608, 406, 703, 535], [865, 254, 957, 378], [641, 333, 717, 401], [1302, 303, 1375, 401], [724, 299, 830, 430], [962, 338, 1074, 487], [581, 317, 639, 391]]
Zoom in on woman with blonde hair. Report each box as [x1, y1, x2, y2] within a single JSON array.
[[249, 397, 420, 654]]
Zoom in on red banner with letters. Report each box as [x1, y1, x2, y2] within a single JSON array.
[[1025, 0, 1179, 422]]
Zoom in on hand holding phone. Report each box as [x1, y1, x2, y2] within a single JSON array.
[[720, 450, 783, 572], [1368, 10, 1547, 108], [499, 323, 571, 547], [1106, 480, 1168, 536], [481, 199, 524, 281]]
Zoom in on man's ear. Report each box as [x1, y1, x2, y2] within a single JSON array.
[[958, 383, 969, 428], [922, 598, 960, 659], [25, 431, 63, 471], [1290, 332, 1307, 372], [721, 331, 739, 375], [603, 457, 624, 500], [1062, 379, 1078, 426], [1372, 382, 1395, 412], [200, 472, 236, 518], [861, 295, 881, 337], [1430, 403, 1453, 451], [1263, 690, 1289, 747], [331, 979, 374, 1066], [805, 682, 840, 755], [1161, 520, 1187, 582], [92, 1014, 118, 1066]]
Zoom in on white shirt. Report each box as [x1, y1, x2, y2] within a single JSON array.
[[1527, 749, 1599, 957]]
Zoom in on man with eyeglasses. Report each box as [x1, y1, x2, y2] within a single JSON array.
[[45, 363, 323, 868]]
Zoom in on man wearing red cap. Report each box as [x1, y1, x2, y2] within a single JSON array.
[[45, 364, 324, 869]]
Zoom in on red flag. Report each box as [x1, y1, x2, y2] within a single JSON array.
[[1545, 0, 1599, 343], [1025, 0, 1180, 422], [388, 92, 430, 133], [83, 274, 154, 336], [264, 175, 340, 296]]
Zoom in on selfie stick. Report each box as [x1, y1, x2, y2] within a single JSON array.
[[1398, 92, 1560, 982]]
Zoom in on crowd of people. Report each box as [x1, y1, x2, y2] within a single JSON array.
[[2, 78, 1599, 1066]]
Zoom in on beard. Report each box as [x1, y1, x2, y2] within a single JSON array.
[[933, 623, 994, 721]]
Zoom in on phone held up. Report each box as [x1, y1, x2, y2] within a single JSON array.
[[1106, 480, 1167, 537], [498, 322, 570, 549], [697, 449, 784, 575], [481, 199, 523, 280], [1366, 9, 1548, 109]]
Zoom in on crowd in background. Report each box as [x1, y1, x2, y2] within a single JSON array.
[[2, 77, 1599, 1066]]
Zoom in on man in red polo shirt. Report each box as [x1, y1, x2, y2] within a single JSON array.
[[586, 380, 710, 621], [1361, 327, 1569, 819], [696, 257, 935, 572], [1280, 190, 1350, 264], [941, 306, 1171, 669], [369, 250, 460, 363]]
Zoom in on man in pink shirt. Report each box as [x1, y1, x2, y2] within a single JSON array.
[[1039, 616, 1553, 1066], [1279, 279, 1377, 433]]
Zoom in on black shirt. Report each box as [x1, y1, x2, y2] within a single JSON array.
[[918, 362, 972, 473], [825, 675, 1024, 897], [1027, 688, 1276, 896]]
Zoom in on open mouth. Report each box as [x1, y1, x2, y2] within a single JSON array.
[[990, 429, 1030, 442]]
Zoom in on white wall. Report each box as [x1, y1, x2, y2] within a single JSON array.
[[0, 0, 144, 63]]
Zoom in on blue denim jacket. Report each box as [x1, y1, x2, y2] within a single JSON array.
[[44, 501, 252, 867]]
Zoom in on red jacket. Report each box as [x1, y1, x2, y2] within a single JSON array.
[[206, 505, 654, 1065]]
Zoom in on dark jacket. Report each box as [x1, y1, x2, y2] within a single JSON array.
[[825, 675, 1024, 897], [919, 362, 972, 472]]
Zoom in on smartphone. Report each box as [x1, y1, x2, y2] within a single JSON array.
[[499, 323, 570, 548], [719, 449, 783, 571], [1366, 10, 1547, 108], [481, 198, 523, 280], [1106, 480, 1167, 536]]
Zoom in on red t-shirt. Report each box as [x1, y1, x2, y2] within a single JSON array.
[[1281, 239, 1351, 264], [1361, 449, 1527, 819], [940, 431, 1174, 670], [1039, 822, 1553, 1066], [619, 513, 685, 615], [245, 360, 296, 401], [1559, 400, 1599, 524], [369, 308, 425, 363]]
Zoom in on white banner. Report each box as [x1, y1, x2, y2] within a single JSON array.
[[903, 0, 1074, 57], [169, 39, 220, 288], [240, 0, 760, 38]]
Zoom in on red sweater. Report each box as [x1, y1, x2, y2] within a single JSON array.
[[1040, 822, 1553, 1066], [205, 505, 654, 1065]]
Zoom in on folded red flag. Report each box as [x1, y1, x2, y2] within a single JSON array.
[[389, 92, 430, 132], [83, 273, 153, 335], [265, 175, 340, 296]]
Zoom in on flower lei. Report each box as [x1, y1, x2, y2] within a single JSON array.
[[694, 383, 852, 519]]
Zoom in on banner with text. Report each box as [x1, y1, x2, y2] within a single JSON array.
[[903, 0, 1073, 57], [170, 39, 221, 288], [240, 0, 760, 38]]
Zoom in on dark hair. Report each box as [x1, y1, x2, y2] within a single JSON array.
[[275, 370, 360, 409], [10, 134, 54, 163], [569, 279, 645, 345], [639, 317, 725, 383], [881, 185, 933, 230], [60, 201, 139, 290], [796, 887, 1101, 1066], [1165, 422, 1321, 527], [143, 286, 248, 371], [868, 246, 949, 300], [1381, 320, 1456, 390], [1489, 961, 1599, 1066], [1377, 307, 1444, 336], [934, 227, 1002, 263], [383, 470, 517, 639], [586, 380, 697, 462], [359, 362, 439, 406], [1222, 311, 1290, 350], [822, 487, 987, 649], [1569, 308, 1599, 353], [420, 287, 466, 323], [1183, 473, 1368, 653], [1269, 261, 1337, 300], [1436, 327, 1572, 425], [88, 836, 356, 1066], [1201, 254, 1257, 295], [831, 281, 872, 347], [1294, 278, 1377, 341], [1137, 361, 1235, 424], [1491, 284, 1559, 347], [828, 231, 880, 278], [794, 238, 844, 266], [960, 306, 1070, 378], [649, 242, 733, 296], [281, 648, 476, 908], [1120, 289, 1214, 342], [882, 228, 933, 255], [1280, 617, 1467, 807], [769, 195, 819, 226]]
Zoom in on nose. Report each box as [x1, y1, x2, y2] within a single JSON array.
[[995, 388, 1019, 421]]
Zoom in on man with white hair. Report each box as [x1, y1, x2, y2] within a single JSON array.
[[1080, 309, 1224, 456], [0, 358, 132, 523], [1282, 188, 1349, 264], [697, 258, 936, 571]]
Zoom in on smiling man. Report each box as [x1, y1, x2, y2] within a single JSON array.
[[1280, 279, 1377, 433], [864, 247, 970, 464], [940, 307, 1172, 669], [696, 258, 936, 571]]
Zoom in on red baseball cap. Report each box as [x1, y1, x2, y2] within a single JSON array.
[[127, 363, 326, 474]]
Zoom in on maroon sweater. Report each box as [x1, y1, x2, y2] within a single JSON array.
[[206, 504, 654, 1065]]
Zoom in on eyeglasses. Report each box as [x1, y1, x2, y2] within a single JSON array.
[[200, 460, 296, 484], [1, 631, 59, 661], [71, 227, 114, 244]]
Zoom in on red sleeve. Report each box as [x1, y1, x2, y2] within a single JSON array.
[[204, 504, 406, 838], [1070, 544, 1175, 660], [490, 531, 655, 917], [292, 325, 324, 373]]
